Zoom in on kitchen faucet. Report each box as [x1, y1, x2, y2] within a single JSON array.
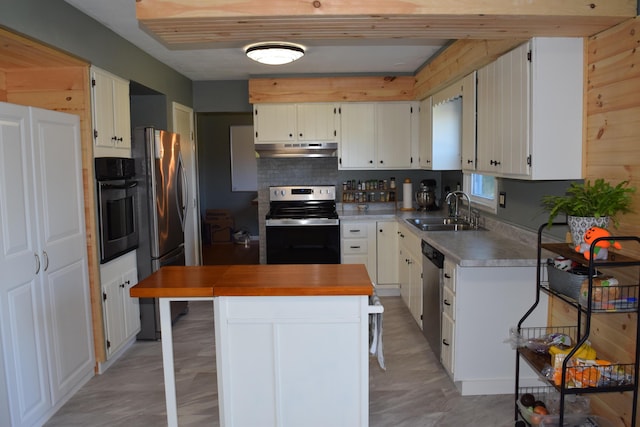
[[445, 190, 472, 223]]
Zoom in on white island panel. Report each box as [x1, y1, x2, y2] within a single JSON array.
[[215, 295, 369, 427]]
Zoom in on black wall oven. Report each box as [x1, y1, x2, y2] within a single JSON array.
[[95, 157, 139, 263], [265, 186, 340, 264]]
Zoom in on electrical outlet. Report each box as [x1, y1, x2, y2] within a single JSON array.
[[499, 192, 506, 208]]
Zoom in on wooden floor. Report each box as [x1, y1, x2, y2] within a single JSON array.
[[45, 295, 515, 426], [45, 245, 516, 426]]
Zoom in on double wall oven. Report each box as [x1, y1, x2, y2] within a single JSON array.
[[95, 157, 139, 263], [266, 186, 340, 264]]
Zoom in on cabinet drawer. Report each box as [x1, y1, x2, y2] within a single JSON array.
[[442, 286, 455, 320], [342, 239, 369, 255], [342, 224, 369, 239]]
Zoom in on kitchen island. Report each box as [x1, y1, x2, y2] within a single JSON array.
[[130, 264, 376, 427]]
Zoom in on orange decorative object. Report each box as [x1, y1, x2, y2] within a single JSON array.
[[575, 227, 622, 260]]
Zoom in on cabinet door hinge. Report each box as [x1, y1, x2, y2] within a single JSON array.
[[91, 78, 96, 87], [339, 158, 342, 165], [102, 291, 107, 301], [527, 155, 532, 166], [254, 109, 258, 115], [410, 106, 414, 114], [333, 130, 337, 137], [106, 340, 111, 349], [527, 50, 532, 62]]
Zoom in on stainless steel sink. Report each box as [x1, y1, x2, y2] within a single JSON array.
[[406, 217, 479, 231]]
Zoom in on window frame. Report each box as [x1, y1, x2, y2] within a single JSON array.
[[463, 172, 498, 214]]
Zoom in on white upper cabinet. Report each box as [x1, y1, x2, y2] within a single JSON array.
[[376, 102, 416, 169], [418, 96, 433, 168], [340, 102, 417, 170], [296, 103, 339, 142], [253, 103, 297, 143], [253, 103, 339, 144], [91, 66, 131, 157], [476, 37, 584, 180], [461, 71, 477, 172], [427, 81, 463, 170], [339, 103, 376, 168]]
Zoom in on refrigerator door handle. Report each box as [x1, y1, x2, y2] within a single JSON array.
[[176, 151, 188, 232]]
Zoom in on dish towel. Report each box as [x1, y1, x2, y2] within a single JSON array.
[[369, 290, 386, 370]]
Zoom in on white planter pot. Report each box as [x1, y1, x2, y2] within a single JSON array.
[[567, 215, 610, 249]]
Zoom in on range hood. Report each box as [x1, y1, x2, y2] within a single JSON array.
[[255, 142, 338, 158]]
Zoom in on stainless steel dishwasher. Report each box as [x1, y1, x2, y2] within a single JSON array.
[[421, 240, 444, 360]]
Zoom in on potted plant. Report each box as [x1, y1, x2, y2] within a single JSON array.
[[542, 179, 635, 247]]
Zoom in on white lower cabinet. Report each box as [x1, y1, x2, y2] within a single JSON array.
[[341, 221, 377, 283], [341, 220, 400, 295], [215, 295, 370, 427], [442, 263, 547, 395], [0, 102, 94, 427], [375, 221, 398, 288], [100, 251, 140, 359], [397, 223, 422, 327]]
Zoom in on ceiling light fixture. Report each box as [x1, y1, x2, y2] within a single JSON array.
[[245, 42, 305, 65]]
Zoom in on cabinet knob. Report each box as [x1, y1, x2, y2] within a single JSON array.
[[369, 160, 373, 164], [299, 133, 303, 137], [289, 133, 293, 138], [379, 160, 384, 164], [444, 273, 451, 279], [120, 283, 125, 288], [442, 339, 450, 346], [444, 300, 451, 306], [467, 159, 474, 164]]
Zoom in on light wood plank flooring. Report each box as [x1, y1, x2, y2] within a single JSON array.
[[45, 297, 515, 426]]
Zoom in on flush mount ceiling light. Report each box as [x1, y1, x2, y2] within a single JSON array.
[[245, 42, 305, 65]]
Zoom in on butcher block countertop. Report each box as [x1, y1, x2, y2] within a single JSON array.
[[130, 264, 374, 298]]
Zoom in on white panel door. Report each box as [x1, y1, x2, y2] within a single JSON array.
[[339, 103, 376, 169], [30, 108, 94, 403], [254, 104, 296, 143], [91, 68, 116, 148], [172, 102, 201, 266], [0, 103, 52, 427], [103, 275, 127, 356], [376, 102, 413, 169], [122, 267, 141, 338], [296, 103, 338, 142]]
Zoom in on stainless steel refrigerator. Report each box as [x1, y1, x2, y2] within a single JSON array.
[[133, 127, 188, 340]]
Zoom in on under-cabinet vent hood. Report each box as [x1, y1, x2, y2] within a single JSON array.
[[255, 142, 338, 158]]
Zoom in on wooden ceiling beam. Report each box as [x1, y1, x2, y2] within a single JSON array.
[[136, 0, 636, 47], [136, 0, 635, 20]]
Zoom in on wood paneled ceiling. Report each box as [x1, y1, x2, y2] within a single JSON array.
[[136, 0, 637, 49]]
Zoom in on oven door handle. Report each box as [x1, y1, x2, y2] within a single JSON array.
[[99, 181, 138, 190], [265, 219, 339, 226]]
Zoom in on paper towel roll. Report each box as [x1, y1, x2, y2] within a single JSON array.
[[402, 181, 413, 210]]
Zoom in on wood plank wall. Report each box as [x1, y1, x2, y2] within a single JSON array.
[[550, 16, 640, 427], [0, 33, 107, 367]]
